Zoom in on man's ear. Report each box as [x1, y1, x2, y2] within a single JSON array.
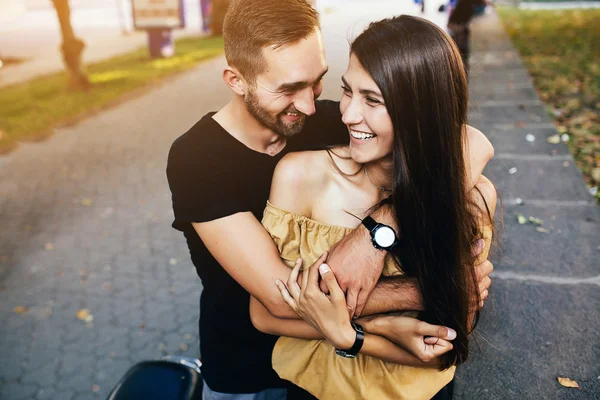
[[223, 66, 247, 96]]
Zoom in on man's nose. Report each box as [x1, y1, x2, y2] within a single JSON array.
[[293, 88, 317, 116]]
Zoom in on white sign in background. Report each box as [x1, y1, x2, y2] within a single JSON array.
[[131, 0, 184, 29]]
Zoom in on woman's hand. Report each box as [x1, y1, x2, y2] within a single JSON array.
[[275, 252, 356, 350], [355, 315, 456, 363]]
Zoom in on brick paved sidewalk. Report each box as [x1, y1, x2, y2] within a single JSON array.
[[455, 10, 600, 399]]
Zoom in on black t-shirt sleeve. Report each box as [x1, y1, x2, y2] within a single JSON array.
[[301, 100, 348, 149], [167, 137, 249, 229]]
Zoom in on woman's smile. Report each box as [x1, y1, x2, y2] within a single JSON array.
[[349, 129, 376, 140]]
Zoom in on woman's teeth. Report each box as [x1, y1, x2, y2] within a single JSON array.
[[351, 130, 375, 140]]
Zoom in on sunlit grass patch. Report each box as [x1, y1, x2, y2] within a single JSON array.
[[0, 35, 224, 153], [498, 8, 599, 201]]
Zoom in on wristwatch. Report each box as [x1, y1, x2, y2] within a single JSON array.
[[335, 323, 365, 358], [361, 215, 398, 251]]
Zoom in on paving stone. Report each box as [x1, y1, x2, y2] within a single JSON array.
[[470, 103, 551, 126], [475, 125, 571, 156], [59, 370, 96, 394], [0, 382, 39, 400], [35, 386, 74, 400], [492, 204, 600, 277], [21, 359, 60, 387], [456, 281, 600, 399], [95, 357, 131, 392], [483, 158, 593, 202], [470, 83, 539, 104], [72, 392, 99, 400]]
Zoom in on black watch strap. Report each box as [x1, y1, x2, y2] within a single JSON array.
[[361, 215, 378, 232], [335, 323, 365, 358]]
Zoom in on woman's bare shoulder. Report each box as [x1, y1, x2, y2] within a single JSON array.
[[270, 150, 332, 215], [273, 150, 331, 186]]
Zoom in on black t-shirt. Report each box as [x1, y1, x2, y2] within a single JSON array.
[[166, 100, 347, 394]]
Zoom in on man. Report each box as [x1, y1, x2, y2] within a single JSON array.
[[166, 0, 494, 398]]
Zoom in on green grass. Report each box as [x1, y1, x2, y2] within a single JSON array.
[[498, 7, 600, 201], [0, 35, 224, 152]]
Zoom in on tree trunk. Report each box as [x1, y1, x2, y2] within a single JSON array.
[[51, 0, 90, 91]]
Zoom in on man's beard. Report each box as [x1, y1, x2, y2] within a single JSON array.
[[245, 88, 306, 138]]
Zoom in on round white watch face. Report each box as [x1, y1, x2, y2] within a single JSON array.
[[374, 226, 395, 248]]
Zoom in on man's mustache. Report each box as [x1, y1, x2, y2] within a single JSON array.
[[280, 106, 306, 117]]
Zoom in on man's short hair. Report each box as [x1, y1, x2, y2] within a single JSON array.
[[223, 0, 320, 83]]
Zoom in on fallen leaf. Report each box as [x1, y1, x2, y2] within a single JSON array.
[[14, 305, 28, 314], [557, 377, 580, 389], [515, 121, 526, 128], [563, 161, 570, 167], [592, 168, 600, 182], [92, 384, 100, 392], [180, 344, 188, 351], [76, 308, 91, 321], [45, 243, 54, 251], [81, 198, 93, 206], [547, 134, 561, 144], [515, 198, 523, 205], [536, 227, 551, 233], [525, 134, 536, 142], [517, 214, 527, 224], [509, 167, 518, 175], [169, 258, 178, 266], [528, 216, 544, 226]]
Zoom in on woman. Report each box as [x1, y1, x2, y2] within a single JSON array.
[[250, 15, 496, 399]]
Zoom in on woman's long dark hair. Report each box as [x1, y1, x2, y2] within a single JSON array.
[[351, 15, 481, 369]]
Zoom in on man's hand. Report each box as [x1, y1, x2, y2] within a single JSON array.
[[322, 225, 386, 319]]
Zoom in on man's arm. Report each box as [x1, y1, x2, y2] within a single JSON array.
[[327, 126, 494, 316], [364, 174, 497, 318], [250, 287, 452, 367], [193, 213, 303, 319]]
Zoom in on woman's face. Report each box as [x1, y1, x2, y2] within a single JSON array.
[[340, 53, 394, 165]]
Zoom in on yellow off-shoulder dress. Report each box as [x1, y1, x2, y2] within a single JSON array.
[[262, 201, 492, 400]]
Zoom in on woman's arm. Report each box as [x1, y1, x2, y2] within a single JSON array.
[[254, 255, 455, 366], [250, 295, 448, 368], [465, 125, 494, 190], [250, 295, 321, 340]]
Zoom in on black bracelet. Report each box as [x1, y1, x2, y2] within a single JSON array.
[[335, 323, 364, 358]]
